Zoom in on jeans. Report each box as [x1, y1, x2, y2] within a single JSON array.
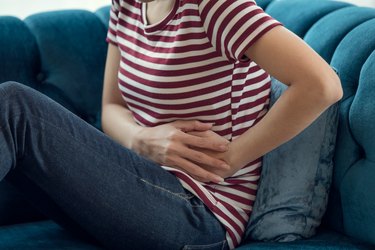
[[0, 82, 228, 250]]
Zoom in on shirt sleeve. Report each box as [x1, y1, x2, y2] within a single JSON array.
[[198, 0, 282, 62], [106, 0, 121, 46]]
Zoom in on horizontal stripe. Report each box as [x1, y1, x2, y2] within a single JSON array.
[[107, 0, 281, 248]]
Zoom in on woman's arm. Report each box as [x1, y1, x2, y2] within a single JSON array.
[[101, 44, 142, 149], [218, 26, 343, 176], [101, 44, 229, 183]]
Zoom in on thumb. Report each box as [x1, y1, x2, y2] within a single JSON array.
[[172, 120, 213, 132]]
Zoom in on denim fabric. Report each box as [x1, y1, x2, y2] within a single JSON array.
[[245, 79, 339, 242], [0, 82, 228, 250], [237, 228, 374, 250]]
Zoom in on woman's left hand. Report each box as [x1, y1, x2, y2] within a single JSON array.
[[187, 130, 238, 179]]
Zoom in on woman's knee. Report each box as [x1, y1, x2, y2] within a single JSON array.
[[0, 81, 42, 114], [0, 81, 31, 97]]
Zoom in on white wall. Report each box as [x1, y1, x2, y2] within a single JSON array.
[[339, 0, 375, 7], [0, 0, 374, 19], [0, 0, 110, 19]]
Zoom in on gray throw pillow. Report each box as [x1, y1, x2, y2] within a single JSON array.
[[244, 78, 339, 242]]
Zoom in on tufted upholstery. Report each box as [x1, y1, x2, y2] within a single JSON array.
[[260, 0, 375, 247], [264, 0, 352, 38], [0, 0, 374, 249], [328, 19, 375, 243], [0, 10, 108, 130], [259, 0, 375, 247]]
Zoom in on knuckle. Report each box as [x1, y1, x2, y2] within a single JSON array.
[[170, 131, 182, 141], [202, 173, 211, 181], [210, 159, 219, 167], [195, 138, 206, 148], [193, 152, 205, 162], [164, 155, 174, 165], [165, 145, 178, 157]]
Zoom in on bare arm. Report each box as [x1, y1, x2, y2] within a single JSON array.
[[101, 44, 142, 149], [101, 44, 229, 182], [208, 26, 343, 177]]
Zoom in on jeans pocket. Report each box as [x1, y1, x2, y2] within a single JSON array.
[[182, 240, 227, 250]]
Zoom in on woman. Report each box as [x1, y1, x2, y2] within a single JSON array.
[[0, 0, 342, 249]]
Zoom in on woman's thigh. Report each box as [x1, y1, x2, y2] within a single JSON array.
[[0, 82, 227, 249]]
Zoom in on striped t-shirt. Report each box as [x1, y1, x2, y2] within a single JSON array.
[[107, 0, 281, 248]]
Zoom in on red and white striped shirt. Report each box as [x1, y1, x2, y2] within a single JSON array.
[[107, 0, 281, 248]]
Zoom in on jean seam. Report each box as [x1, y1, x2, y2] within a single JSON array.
[[183, 240, 227, 249], [0, 83, 201, 205], [20, 112, 201, 206], [139, 178, 205, 207]]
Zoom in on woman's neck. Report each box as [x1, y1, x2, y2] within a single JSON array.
[[145, 0, 175, 25]]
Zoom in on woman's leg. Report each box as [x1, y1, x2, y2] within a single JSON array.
[[0, 82, 227, 250]]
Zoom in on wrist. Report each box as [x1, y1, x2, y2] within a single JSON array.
[[124, 125, 145, 152], [226, 140, 248, 172]]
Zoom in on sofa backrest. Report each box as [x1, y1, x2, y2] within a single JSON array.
[[0, 7, 111, 226], [0, 9, 109, 130], [262, 0, 375, 245], [0, 0, 374, 245]]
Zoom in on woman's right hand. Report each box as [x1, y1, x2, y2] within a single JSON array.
[[131, 120, 230, 183]]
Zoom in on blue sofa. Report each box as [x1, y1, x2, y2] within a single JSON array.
[[0, 0, 374, 249]]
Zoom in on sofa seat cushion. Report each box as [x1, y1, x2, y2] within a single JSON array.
[[0, 220, 102, 249], [238, 229, 374, 250]]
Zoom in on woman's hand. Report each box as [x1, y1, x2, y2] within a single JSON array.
[[132, 120, 230, 183], [187, 130, 238, 179]]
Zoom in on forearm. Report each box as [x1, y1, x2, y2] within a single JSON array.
[[101, 104, 142, 150], [228, 80, 341, 172], [222, 25, 344, 175]]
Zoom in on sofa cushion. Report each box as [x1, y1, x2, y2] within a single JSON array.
[[95, 6, 111, 28], [265, 0, 351, 38], [24, 10, 108, 129], [245, 79, 339, 242], [304, 7, 375, 63], [238, 228, 374, 250], [0, 16, 39, 87], [326, 19, 375, 245], [0, 220, 102, 249]]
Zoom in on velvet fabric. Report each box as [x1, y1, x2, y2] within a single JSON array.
[[0, 0, 374, 249], [328, 19, 375, 243], [0, 16, 39, 88], [304, 7, 375, 63], [238, 229, 374, 250], [24, 10, 108, 129], [0, 221, 100, 249], [255, 0, 273, 10], [265, 0, 352, 37], [1, 221, 372, 250], [326, 19, 375, 240]]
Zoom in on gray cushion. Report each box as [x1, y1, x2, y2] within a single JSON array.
[[245, 79, 339, 241], [238, 228, 374, 249]]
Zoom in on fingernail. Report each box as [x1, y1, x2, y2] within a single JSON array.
[[214, 176, 224, 183], [221, 163, 230, 169]]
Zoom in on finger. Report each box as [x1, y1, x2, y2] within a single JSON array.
[[187, 130, 229, 148], [172, 120, 213, 132], [182, 132, 228, 152], [183, 147, 230, 170], [172, 157, 224, 183]]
